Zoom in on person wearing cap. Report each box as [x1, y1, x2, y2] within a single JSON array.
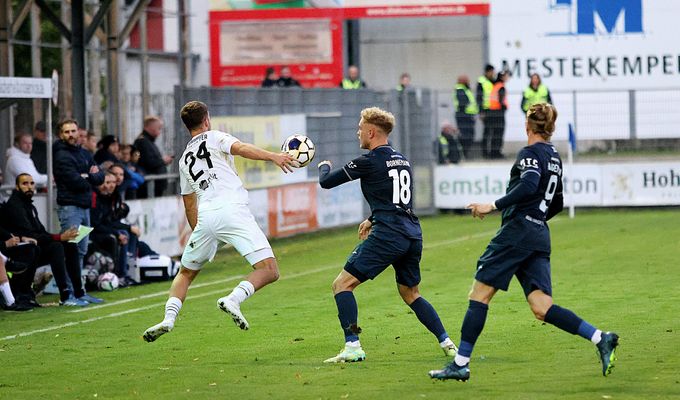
[[94, 135, 121, 166]]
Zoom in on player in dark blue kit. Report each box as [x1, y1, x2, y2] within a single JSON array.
[[318, 107, 457, 363], [429, 103, 619, 381]]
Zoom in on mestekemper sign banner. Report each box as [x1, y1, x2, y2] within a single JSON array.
[[435, 161, 680, 208], [490, 0, 680, 91]]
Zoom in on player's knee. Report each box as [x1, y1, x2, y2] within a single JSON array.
[[263, 260, 279, 282]]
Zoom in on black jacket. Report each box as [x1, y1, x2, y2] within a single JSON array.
[[53, 140, 105, 208], [31, 138, 47, 174], [134, 131, 167, 176], [1, 190, 55, 246], [91, 189, 131, 237]]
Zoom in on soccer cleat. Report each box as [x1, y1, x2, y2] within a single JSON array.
[[442, 342, 459, 357], [597, 332, 619, 376], [2, 302, 34, 312], [428, 361, 471, 381], [78, 294, 104, 304], [143, 321, 174, 342], [323, 345, 366, 363], [60, 297, 89, 307], [217, 297, 249, 330]]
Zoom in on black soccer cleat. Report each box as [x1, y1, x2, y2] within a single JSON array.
[[428, 361, 470, 381], [597, 332, 619, 376]]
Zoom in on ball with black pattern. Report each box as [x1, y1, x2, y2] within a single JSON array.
[[282, 134, 316, 168]]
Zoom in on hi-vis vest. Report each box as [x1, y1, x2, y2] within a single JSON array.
[[477, 76, 493, 110], [454, 84, 479, 115], [342, 78, 362, 89], [488, 82, 507, 110], [522, 84, 549, 111]]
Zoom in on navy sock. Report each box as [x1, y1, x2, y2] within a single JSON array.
[[458, 300, 489, 357], [334, 291, 360, 342], [577, 320, 597, 341], [544, 304, 583, 335], [409, 297, 449, 342]]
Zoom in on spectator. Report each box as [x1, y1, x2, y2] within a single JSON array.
[[261, 66, 278, 88], [4, 133, 48, 187], [476, 64, 495, 158], [436, 122, 463, 164], [30, 121, 48, 175], [521, 73, 552, 113], [2, 173, 96, 306], [453, 75, 479, 159], [94, 135, 121, 166], [486, 70, 511, 159], [118, 147, 145, 199], [110, 162, 143, 201], [53, 118, 105, 293], [0, 224, 37, 311], [396, 72, 411, 91], [340, 65, 367, 89], [90, 171, 140, 286], [134, 116, 173, 198], [82, 130, 98, 154], [276, 66, 301, 87]]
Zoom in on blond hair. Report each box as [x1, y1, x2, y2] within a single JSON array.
[[361, 107, 395, 135], [526, 103, 557, 140], [143, 115, 162, 128]]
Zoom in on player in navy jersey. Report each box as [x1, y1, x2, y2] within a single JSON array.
[[318, 107, 457, 363], [429, 103, 619, 381]]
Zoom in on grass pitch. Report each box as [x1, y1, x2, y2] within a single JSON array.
[[1, 209, 679, 399]]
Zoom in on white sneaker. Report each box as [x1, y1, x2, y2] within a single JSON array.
[[143, 321, 173, 342], [217, 297, 249, 330], [323, 345, 366, 363]]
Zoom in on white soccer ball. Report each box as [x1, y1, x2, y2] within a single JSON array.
[[282, 134, 315, 167], [97, 272, 119, 291]]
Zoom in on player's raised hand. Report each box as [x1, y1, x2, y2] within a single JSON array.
[[271, 152, 299, 173], [358, 219, 372, 240], [466, 203, 495, 220]]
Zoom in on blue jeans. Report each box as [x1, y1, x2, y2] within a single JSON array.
[[57, 205, 91, 270]]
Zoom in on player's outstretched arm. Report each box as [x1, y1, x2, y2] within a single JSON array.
[[466, 203, 495, 220], [231, 142, 297, 173], [183, 193, 198, 230], [317, 160, 352, 189]]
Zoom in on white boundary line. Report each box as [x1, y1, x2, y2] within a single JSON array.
[[1, 225, 503, 342]]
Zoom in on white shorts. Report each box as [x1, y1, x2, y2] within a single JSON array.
[[181, 204, 273, 270]]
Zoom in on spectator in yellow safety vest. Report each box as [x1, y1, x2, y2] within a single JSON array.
[[453, 75, 479, 159], [485, 70, 511, 159], [340, 65, 367, 89], [396, 72, 411, 91], [476, 64, 495, 158], [521, 73, 552, 113]]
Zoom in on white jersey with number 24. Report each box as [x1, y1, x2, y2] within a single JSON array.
[[179, 130, 248, 208]]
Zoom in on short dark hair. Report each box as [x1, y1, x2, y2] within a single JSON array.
[[180, 101, 209, 131], [484, 64, 495, 73], [34, 121, 46, 132], [57, 118, 79, 133], [15, 173, 32, 186]]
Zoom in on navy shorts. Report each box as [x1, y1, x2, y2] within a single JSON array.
[[474, 242, 552, 297], [344, 233, 422, 288]]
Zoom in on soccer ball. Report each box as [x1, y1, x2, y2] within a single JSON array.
[[87, 251, 115, 273], [97, 272, 119, 291], [282, 134, 315, 167]]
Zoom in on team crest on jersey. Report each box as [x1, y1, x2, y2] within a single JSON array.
[[347, 161, 357, 169]]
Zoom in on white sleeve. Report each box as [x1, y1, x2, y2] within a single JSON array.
[[216, 131, 240, 154], [179, 167, 194, 195]]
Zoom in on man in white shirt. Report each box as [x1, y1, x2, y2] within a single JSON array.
[[4, 133, 48, 187], [143, 101, 297, 342]]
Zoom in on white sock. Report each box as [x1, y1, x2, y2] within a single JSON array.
[[163, 297, 182, 324], [346, 340, 361, 348], [454, 354, 470, 366], [0, 281, 15, 306], [228, 281, 255, 305], [440, 337, 455, 348], [591, 329, 602, 345]]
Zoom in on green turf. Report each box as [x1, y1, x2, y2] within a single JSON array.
[[2, 209, 679, 399]]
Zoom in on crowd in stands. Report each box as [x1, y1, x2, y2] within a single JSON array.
[[0, 116, 174, 312]]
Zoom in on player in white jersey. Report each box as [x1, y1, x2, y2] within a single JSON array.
[[143, 101, 297, 342]]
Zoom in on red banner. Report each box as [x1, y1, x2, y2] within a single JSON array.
[[267, 182, 318, 237]]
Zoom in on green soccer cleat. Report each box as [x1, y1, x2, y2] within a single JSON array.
[[428, 361, 470, 381], [442, 342, 459, 357], [143, 321, 173, 343], [323, 345, 366, 363], [597, 331, 619, 376]]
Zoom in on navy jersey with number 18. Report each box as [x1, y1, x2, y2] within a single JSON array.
[[320, 145, 421, 239]]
